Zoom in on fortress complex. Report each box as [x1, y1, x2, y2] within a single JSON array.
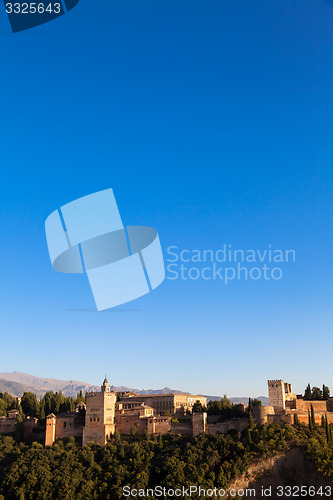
[[45, 378, 208, 446], [8, 377, 328, 447], [254, 379, 333, 426]]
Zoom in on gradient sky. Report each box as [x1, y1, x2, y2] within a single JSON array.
[[0, 0, 333, 398]]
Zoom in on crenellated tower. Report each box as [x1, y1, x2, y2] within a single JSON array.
[[267, 379, 286, 412]]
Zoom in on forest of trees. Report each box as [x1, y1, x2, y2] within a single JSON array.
[[304, 384, 330, 401], [0, 420, 332, 499], [206, 396, 260, 420], [0, 422, 297, 500], [0, 390, 86, 424], [1, 392, 251, 423], [0, 393, 20, 417]]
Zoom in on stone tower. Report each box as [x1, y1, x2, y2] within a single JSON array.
[[45, 413, 56, 446], [192, 412, 207, 436], [82, 377, 117, 446], [268, 379, 286, 413]]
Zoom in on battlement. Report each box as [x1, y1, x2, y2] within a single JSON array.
[[268, 379, 285, 411], [267, 379, 296, 411]]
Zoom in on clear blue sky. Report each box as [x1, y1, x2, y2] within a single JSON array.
[[0, 0, 332, 398]]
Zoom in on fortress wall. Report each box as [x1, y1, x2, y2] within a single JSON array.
[[172, 421, 192, 435], [154, 418, 171, 435], [0, 417, 16, 435], [23, 418, 39, 441], [289, 412, 333, 425], [115, 415, 172, 435], [295, 400, 329, 412], [207, 419, 248, 434], [253, 406, 274, 425], [55, 416, 84, 441], [267, 413, 292, 424]]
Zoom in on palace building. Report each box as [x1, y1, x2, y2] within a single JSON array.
[[44, 378, 207, 446]]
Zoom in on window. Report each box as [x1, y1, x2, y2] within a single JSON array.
[[63, 422, 67, 428]]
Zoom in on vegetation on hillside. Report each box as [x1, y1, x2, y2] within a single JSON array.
[[0, 390, 85, 423], [0, 422, 320, 500]]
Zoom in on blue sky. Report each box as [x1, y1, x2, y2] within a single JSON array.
[[0, 0, 333, 398]]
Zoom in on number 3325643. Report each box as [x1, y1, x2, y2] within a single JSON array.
[[5, 3, 61, 14]]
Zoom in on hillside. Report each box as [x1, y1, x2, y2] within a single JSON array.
[[0, 372, 268, 404], [0, 379, 27, 397], [0, 422, 332, 499]]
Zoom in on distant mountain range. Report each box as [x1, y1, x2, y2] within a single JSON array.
[[0, 372, 269, 405]]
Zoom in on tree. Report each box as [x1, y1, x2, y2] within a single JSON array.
[[39, 401, 45, 422], [248, 411, 255, 430], [304, 384, 312, 400], [192, 400, 204, 413], [207, 400, 222, 415], [220, 395, 231, 409], [20, 393, 39, 418], [323, 385, 330, 401], [310, 404, 316, 428], [325, 415, 332, 444], [247, 428, 252, 444], [15, 405, 24, 424], [308, 409, 313, 432], [311, 387, 323, 400], [130, 426, 137, 437], [75, 390, 85, 405]]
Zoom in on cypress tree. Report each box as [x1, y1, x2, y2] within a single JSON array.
[[248, 410, 254, 430], [325, 415, 330, 443], [310, 404, 315, 428], [247, 428, 252, 444], [308, 409, 313, 432], [326, 417, 333, 445], [323, 385, 330, 401], [39, 403, 45, 422], [248, 398, 252, 412], [304, 384, 312, 400]]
